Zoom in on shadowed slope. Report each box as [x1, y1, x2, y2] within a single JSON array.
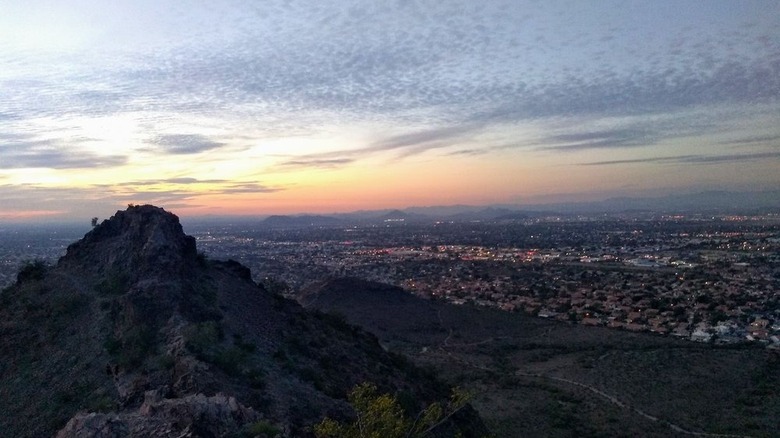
[[298, 278, 780, 438]]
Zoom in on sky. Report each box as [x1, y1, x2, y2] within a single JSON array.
[[1, 0, 779, 222]]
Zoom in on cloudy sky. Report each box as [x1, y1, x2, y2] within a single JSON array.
[[1, 0, 778, 221]]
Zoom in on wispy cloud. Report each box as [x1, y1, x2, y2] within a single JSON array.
[[0, 140, 127, 170], [146, 134, 225, 155], [537, 128, 653, 152], [447, 148, 489, 157], [277, 124, 486, 167], [165, 177, 221, 185], [98, 179, 283, 195], [124, 177, 229, 186], [580, 151, 780, 166], [370, 125, 482, 152], [718, 134, 780, 146], [679, 152, 780, 164], [216, 183, 283, 194], [278, 158, 355, 169]]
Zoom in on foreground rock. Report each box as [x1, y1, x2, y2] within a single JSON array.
[[57, 393, 260, 438]]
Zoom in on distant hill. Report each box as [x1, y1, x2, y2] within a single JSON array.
[[0, 205, 485, 437], [447, 207, 528, 222], [174, 190, 780, 228], [261, 214, 343, 228], [346, 190, 780, 221], [514, 190, 780, 214], [298, 278, 780, 438], [374, 209, 431, 223], [299, 278, 443, 340]]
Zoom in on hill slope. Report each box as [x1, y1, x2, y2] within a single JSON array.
[[0, 205, 485, 437], [300, 278, 780, 438]]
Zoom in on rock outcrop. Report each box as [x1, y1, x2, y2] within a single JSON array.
[[60, 205, 198, 279], [57, 392, 262, 438]]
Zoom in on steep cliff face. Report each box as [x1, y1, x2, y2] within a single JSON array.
[[0, 205, 485, 438]]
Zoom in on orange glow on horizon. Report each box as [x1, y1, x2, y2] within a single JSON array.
[[0, 210, 67, 221]]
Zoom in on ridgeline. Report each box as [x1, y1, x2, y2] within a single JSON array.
[[0, 205, 485, 437]]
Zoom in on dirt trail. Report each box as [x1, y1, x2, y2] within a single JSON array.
[[514, 372, 753, 438], [433, 312, 753, 438]]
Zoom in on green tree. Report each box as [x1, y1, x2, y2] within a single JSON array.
[[314, 383, 473, 438]]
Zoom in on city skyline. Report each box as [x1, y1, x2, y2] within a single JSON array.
[[1, 0, 779, 222]]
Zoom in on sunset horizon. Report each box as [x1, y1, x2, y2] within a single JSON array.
[[2, 1, 778, 222]]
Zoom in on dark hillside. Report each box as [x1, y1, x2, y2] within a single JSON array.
[[299, 278, 442, 343], [0, 205, 486, 437], [300, 278, 780, 438]]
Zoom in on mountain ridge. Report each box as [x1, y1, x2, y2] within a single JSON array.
[[212, 190, 780, 229], [0, 205, 486, 437]]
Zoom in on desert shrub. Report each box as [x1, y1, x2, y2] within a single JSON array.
[[233, 334, 257, 353], [284, 335, 311, 357], [16, 259, 48, 283], [193, 280, 218, 307], [105, 326, 156, 368], [246, 367, 267, 389], [196, 251, 208, 267], [123, 327, 156, 367], [156, 354, 176, 370], [104, 337, 121, 356], [96, 270, 129, 296], [318, 354, 335, 371], [315, 383, 474, 438], [242, 420, 281, 437], [315, 310, 353, 333], [49, 293, 89, 318], [213, 346, 248, 376], [182, 280, 221, 321], [86, 394, 116, 413], [261, 277, 289, 296], [272, 348, 289, 362], [297, 366, 325, 390], [184, 321, 223, 356]]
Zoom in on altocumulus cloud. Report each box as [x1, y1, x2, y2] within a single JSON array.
[[0, 141, 127, 170], [0, 0, 778, 179], [47, 0, 771, 161], [147, 134, 225, 155]]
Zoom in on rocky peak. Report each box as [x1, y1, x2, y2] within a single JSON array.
[[60, 205, 198, 279]]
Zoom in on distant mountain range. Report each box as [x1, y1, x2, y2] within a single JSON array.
[[523, 189, 780, 214], [247, 190, 780, 228], [403, 189, 780, 216], [261, 214, 344, 228]]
